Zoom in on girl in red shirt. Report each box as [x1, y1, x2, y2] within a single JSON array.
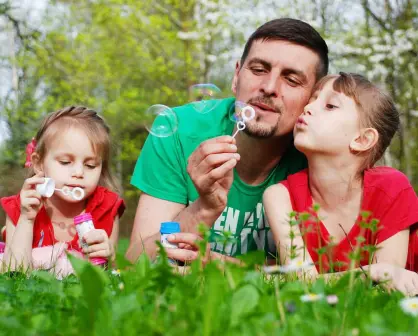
[[264, 72, 418, 295], [0, 106, 125, 276]]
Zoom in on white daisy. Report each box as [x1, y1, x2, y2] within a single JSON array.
[[400, 297, 418, 316], [118, 282, 125, 290], [263, 259, 313, 274], [111, 269, 121, 276], [300, 293, 324, 302], [262, 265, 282, 274]]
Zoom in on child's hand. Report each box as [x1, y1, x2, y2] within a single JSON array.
[[372, 263, 418, 296], [82, 229, 114, 260], [19, 172, 45, 222]]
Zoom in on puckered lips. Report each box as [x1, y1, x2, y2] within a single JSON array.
[[296, 116, 307, 126]]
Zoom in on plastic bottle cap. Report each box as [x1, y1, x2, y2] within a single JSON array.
[[160, 221, 181, 234], [90, 257, 107, 266], [74, 213, 93, 225]]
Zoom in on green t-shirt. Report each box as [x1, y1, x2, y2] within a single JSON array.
[[131, 98, 307, 258]]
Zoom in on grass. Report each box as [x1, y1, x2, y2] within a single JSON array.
[[0, 238, 417, 335]]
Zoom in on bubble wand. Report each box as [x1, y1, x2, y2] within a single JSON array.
[[232, 105, 255, 138], [36, 178, 85, 201]]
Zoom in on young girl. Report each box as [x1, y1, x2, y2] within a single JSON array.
[[264, 73, 418, 295], [0, 106, 125, 277]]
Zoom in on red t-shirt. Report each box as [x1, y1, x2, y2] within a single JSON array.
[[280, 167, 418, 273], [0, 186, 125, 252]]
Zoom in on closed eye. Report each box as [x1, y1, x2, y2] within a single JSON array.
[[251, 67, 267, 75], [286, 77, 301, 87], [59, 161, 70, 165], [326, 104, 338, 110], [86, 164, 97, 169]]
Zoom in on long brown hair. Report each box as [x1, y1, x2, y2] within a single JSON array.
[[30, 106, 121, 194]]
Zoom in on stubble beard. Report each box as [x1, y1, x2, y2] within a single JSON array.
[[243, 114, 281, 139]]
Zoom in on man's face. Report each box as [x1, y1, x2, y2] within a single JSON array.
[[232, 40, 320, 138]]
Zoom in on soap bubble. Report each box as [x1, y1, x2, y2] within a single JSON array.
[[229, 100, 256, 123], [144, 104, 178, 137], [189, 83, 222, 114]]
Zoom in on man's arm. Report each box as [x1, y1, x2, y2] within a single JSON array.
[[125, 193, 240, 263], [125, 194, 185, 262], [127, 136, 240, 263]]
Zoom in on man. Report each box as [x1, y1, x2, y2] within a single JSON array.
[[126, 18, 329, 263]]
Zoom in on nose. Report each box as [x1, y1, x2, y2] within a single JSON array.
[[72, 163, 84, 178], [260, 74, 279, 97], [303, 103, 314, 116]]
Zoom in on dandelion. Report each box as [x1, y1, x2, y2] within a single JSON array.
[[118, 282, 125, 291], [263, 259, 313, 274], [111, 269, 121, 276], [300, 293, 324, 302], [400, 297, 418, 317]]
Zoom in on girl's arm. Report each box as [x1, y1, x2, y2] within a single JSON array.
[[263, 184, 318, 277], [109, 216, 120, 260], [2, 173, 44, 272], [263, 184, 418, 294], [373, 229, 410, 266], [318, 228, 411, 280], [3, 215, 34, 271]]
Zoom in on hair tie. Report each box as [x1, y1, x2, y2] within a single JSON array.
[[24, 138, 37, 168]]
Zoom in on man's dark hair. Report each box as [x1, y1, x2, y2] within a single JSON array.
[[241, 18, 329, 79]]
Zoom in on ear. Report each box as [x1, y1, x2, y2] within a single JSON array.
[[349, 128, 379, 153], [231, 60, 241, 94], [31, 152, 43, 174]]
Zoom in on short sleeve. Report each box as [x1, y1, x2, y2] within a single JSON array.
[[0, 195, 21, 225], [130, 129, 188, 204], [111, 197, 125, 219], [376, 187, 418, 244]]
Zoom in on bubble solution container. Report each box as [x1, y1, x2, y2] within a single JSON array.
[[160, 221, 181, 264], [74, 213, 107, 267]]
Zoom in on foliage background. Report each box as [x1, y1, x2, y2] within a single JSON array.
[[0, 0, 417, 237]]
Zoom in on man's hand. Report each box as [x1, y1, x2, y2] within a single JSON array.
[[164, 232, 206, 263], [164, 232, 242, 266], [187, 136, 240, 215]]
